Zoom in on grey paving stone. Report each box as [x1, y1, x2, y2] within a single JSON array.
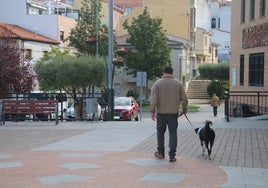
[[58, 152, 103, 158], [219, 166, 268, 188], [38, 174, 92, 185], [140, 172, 186, 184], [0, 161, 23, 169], [125, 158, 169, 166], [59, 162, 103, 170], [0, 154, 14, 159]]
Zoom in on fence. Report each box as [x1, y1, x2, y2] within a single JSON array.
[[224, 90, 268, 122]]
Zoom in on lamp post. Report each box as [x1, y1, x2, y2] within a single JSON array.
[[108, 0, 114, 121]]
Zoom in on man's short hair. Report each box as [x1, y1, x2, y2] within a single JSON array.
[[163, 66, 173, 74]]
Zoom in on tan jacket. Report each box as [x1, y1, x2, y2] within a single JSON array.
[[150, 75, 188, 114], [211, 95, 220, 107]]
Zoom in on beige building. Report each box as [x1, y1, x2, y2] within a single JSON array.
[[196, 27, 219, 65], [119, 0, 191, 40], [229, 0, 268, 116], [230, 0, 268, 91], [115, 0, 196, 96], [73, 0, 124, 36]]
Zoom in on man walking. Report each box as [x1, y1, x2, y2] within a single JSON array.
[[150, 66, 188, 162]]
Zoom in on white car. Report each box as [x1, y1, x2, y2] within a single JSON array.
[[66, 104, 102, 120]]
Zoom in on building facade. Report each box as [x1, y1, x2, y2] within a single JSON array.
[[0, 23, 59, 91], [209, 0, 231, 62], [0, 0, 76, 52], [230, 0, 268, 91], [229, 0, 268, 115]]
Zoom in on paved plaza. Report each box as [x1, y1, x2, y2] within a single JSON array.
[[0, 104, 267, 187]]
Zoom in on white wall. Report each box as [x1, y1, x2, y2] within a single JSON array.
[[24, 41, 54, 62], [209, 1, 231, 61], [0, 0, 58, 40], [196, 0, 211, 30]]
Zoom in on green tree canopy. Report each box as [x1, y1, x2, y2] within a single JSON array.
[[122, 7, 171, 80], [68, 0, 108, 56], [198, 62, 229, 81], [35, 48, 107, 120], [35, 54, 107, 94]]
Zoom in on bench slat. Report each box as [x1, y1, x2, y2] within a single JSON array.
[[2, 100, 57, 114]]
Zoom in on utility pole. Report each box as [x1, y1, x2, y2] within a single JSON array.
[[108, 0, 114, 121], [96, 0, 99, 56]]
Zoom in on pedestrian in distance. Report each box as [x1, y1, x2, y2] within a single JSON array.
[[150, 66, 188, 162], [211, 93, 220, 117]]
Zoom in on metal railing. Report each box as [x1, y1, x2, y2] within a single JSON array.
[[0, 92, 104, 122], [224, 90, 268, 122]]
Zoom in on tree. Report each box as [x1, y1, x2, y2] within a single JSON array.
[[198, 62, 230, 99], [122, 7, 171, 81], [0, 35, 35, 95], [198, 62, 229, 81], [68, 0, 108, 56], [35, 54, 107, 119]]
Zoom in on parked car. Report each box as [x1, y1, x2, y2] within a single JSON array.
[[103, 96, 140, 121], [66, 103, 102, 121]]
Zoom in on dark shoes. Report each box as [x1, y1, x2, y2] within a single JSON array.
[[169, 157, 177, 162], [154, 151, 176, 162], [154, 151, 164, 159]]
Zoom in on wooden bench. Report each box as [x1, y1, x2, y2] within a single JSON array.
[[1, 99, 58, 125]]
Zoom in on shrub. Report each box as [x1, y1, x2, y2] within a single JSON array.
[[207, 81, 225, 100], [198, 62, 229, 81]]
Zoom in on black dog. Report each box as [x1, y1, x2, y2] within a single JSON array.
[[195, 120, 215, 159]]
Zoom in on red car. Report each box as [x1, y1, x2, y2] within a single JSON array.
[[103, 96, 140, 121]]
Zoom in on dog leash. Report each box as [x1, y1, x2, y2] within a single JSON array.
[[179, 113, 195, 128]]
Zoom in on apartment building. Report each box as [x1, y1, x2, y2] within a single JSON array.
[[0, 22, 59, 91], [230, 0, 268, 91], [0, 22, 59, 60], [229, 0, 268, 115], [102, 0, 143, 16], [196, 27, 219, 65], [209, 0, 231, 62], [0, 0, 76, 52]]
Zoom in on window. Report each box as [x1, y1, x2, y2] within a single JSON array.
[[25, 49, 32, 60], [248, 53, 264, 86], [250, 0, 255, 20], [260, 0, 266, 17], [218, 18, 221, 28], [241, 0, 246, 23], [124, 7, 132, 15], [43, 51, 48, 56], [211, 18, 216, 28], [60, 31, 64, 42], [239, 55, 244, 85]]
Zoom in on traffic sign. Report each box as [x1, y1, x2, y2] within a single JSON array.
[[137, 71, 147, 87]]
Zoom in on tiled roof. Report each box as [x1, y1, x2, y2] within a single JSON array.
[[0, 22, 59, 44], [102, 0, 143, 7]]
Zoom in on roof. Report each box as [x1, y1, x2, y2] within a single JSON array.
[[0, 22, 59, 44], [102, 0, 143, 7]]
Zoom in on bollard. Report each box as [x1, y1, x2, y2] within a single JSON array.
[[224, 90, 229, 122], [0, 99, 2, 126]]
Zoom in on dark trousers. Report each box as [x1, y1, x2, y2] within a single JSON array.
[[213, 106, 218, 116], [156, 113, 178, 158]]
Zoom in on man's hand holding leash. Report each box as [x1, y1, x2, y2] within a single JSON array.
[[151, 113, 157, 121]]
